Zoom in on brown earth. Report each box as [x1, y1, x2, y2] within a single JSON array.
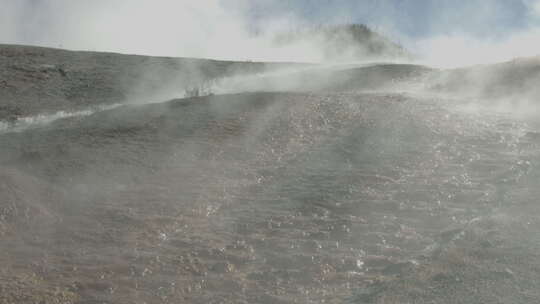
[[2, 45, 540, 304]]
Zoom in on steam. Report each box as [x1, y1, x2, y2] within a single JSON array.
[[0, 104, 122, 134], [414, 29, 540, 68], [2, 2, 540, 303], [411, 0, 540, 67], [2, 0, 540, 66], [0, 0, 321, 62], [2, 0, 540, 110]]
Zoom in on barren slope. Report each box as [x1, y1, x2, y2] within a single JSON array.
[[2, 45, 540, 303]]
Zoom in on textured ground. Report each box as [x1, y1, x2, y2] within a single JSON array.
[[2, 46, 540, 304], [0, 44, 300, 121]]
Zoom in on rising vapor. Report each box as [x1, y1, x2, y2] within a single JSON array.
[[2, 1, 540, 303]]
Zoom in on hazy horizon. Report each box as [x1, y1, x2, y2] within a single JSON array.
[[2, 1, 540, 67]]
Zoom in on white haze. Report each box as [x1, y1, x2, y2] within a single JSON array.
[[411, 0, 540, 68], [0, 0, 539, 66], [0, 0, 324, 62], [414, 28, 540, 68]]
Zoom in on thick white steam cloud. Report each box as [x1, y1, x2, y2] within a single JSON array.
[[1, 0, 540, 66], [412, 0, 540, 67], [0, 0, 322, 62]]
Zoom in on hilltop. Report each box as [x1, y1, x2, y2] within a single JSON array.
[[273, 24, 411, 61]]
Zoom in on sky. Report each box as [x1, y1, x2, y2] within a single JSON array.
[[1, 0, 540, 66], [235, 0, 536, 38]]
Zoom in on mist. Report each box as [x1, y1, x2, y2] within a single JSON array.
[[0, 0, 322, 62], [3, 1, 540, 303], [1, 0, 538, 66]]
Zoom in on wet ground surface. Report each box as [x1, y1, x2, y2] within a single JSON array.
[[2, 91, 540, 303]]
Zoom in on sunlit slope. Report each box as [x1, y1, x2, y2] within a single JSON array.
[[2, 91, 540, 303], [3, 44, 540, 303], [0, 44, 300, 120]]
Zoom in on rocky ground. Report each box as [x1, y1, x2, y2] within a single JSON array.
[[0, 44, 300, 121], [2, 45, 540, 304]]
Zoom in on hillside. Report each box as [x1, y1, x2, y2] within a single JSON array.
[[3, 44, 540, 303], [428, 56, 540, 101], [0, 44, 300, 121], [0, 25, 413, 121], [273, 24, 411, 61]]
